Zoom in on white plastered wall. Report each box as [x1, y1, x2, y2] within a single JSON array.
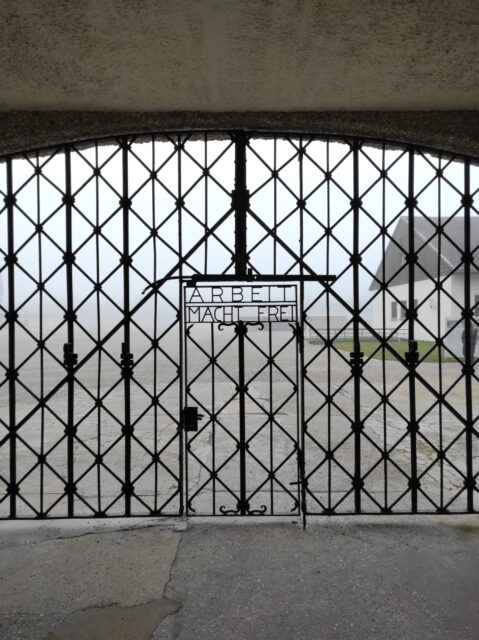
[[371, 277, 457, 342], [371, 273, 479, 358]]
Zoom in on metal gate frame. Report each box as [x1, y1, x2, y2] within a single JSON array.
[[181, 274, 333, 520], [182, 287, 302, 518], [0, 130, 478, 519]]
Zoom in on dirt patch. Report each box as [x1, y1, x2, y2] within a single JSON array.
[[45, 599, 180, 640], [455, 522, 479, 536]]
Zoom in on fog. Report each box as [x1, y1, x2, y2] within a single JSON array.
[[0, 137, 470, 338]]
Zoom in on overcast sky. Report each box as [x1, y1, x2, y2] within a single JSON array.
[[0, 138, 473, 331]]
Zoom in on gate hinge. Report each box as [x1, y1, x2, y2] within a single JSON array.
[[349, 351, 364, 374], [120, 344, 134, 378], [63, 343, 78, 368], [405, 341, 419, 367], [291, 323, 303, 352]]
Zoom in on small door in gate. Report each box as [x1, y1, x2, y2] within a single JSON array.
[[182, 281, 301, 516]]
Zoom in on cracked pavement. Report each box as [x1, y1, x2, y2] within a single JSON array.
[[0, 517, 478, 639]]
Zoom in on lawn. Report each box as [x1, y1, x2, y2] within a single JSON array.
[[328, 339, 456, 363]]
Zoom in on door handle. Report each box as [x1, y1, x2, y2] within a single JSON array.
[[182, 406, 203, 432]]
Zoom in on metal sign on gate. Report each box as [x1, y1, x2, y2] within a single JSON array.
[[184, 284, 298, 323]]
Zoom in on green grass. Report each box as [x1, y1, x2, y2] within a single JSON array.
[[329, 339, 455, 363]]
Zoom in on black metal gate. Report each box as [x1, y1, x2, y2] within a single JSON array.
[[183, 278, 303, 516], [0, 131, 478, 519]]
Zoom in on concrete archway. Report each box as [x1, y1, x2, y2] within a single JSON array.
[[0, 1, 478, 155]]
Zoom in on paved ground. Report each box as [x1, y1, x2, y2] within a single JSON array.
[[0, 516, 478, 640], [1, 328, 477, 517]]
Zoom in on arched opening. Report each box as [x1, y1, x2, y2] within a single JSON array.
[[0, 131, 478, 519]]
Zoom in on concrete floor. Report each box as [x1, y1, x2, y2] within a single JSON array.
[[0, 516, 478, 640], [1, 328, 476, 518]]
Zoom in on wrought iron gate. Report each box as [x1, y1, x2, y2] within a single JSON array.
[[183, 278, 303, 516], [0, 131, 478, 519]]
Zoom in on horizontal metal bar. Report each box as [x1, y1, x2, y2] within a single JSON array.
[[184, 274, 336, 284], [184, 302, 296, 307], [1, 510, 475, 521]]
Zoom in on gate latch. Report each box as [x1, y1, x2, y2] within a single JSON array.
[[182, 406, 204, 432]]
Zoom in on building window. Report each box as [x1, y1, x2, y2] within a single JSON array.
[[475, 295, 479, 317], [391, 301, 397, 320], [400, 301, 407, 319]]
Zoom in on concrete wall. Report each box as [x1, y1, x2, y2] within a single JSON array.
[[1, 3, 478, 156], [1, 111, 479, 158]]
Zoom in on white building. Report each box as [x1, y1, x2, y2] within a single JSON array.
[[370, 216, 479, 353]]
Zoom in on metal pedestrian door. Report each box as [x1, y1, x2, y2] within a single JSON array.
[[182, 279, 302, 516]]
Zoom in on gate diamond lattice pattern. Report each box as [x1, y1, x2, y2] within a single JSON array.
[[0, 132, 478, 519]]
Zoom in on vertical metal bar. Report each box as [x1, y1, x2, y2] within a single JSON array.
[[178, 136, 185, 517], [205, 137, 215, 513], [268, 318, 274, 514], [352, 140, 362, 513], [298, 286, 307, 526], [182, 286, 188, 516], [121, 138, 132, 516], [293, 287, 300, 516], [463, 158, 474, 512], [237, 321, 247, 515], [381, 143, 388, 512], [204, 134, 208, 274], [233, 130, 248, 515], [407, 148, 418, 513], [326, 138, 332, 513], [273, 136, 277, 275], [36, 151, 45, 516], [437, 155, 444, 511], [211, 323, 216, 514], [64, 146, 75, 517], [233, 131, 248, 277], [94, 142, 102, 514], [298, 136, 307, 527], [152, 135, 159, 513], [6, 157, 16, 518]]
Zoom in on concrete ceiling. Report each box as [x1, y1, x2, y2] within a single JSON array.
[[1, 0, 478, 112]]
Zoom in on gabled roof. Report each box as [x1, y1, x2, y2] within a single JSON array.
[[370, 216, 479, 290]]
